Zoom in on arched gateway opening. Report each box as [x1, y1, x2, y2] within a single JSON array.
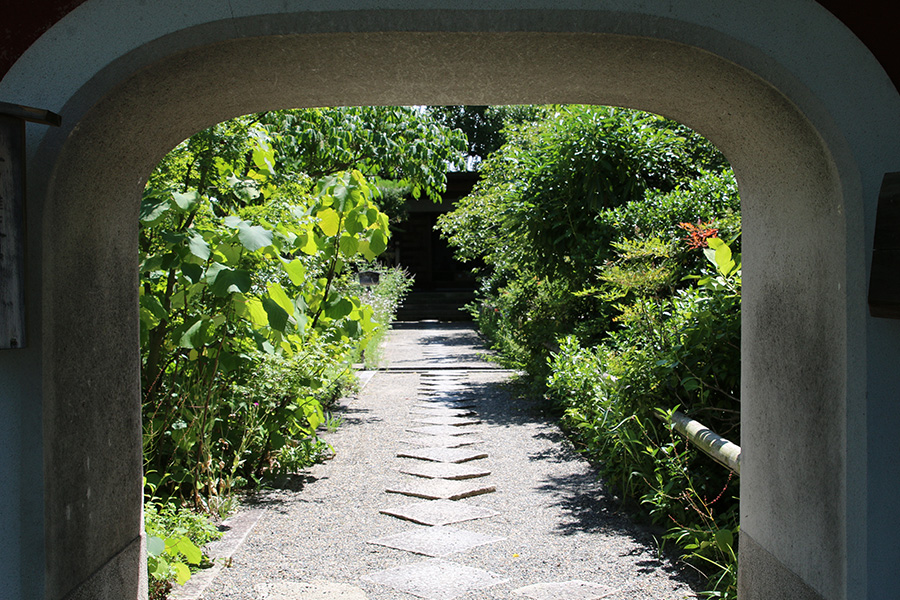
[[2, 4, 899, 600]]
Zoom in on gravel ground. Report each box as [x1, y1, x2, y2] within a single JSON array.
[[198, 323, 701, 599]]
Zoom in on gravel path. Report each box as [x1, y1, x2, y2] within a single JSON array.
[[194, 323, 701, 600]]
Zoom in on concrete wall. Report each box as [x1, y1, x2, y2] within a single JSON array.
[[1, 2, 899, 599]]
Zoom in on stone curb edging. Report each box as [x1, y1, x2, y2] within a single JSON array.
[[168, 507, 265, 600]]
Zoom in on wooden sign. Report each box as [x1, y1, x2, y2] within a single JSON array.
[[0, 102, 61, 349], [0, 115, 26, 348]]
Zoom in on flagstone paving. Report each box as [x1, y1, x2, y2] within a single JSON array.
[[408, 407, 476, 417], [363, 559, 508, 600], [399, 461, 492, 480], [399, 435, 482, 448], [512, 581, 621, 600], [367, 526, 506, 558], [380, 498, 500, 526], [396, 447, 489, 464], [410, 416, 481, 426], [194, 322, 701, 600], [385, 478, 496, 500]]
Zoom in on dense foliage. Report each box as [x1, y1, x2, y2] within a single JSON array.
[[437, 105, 741, 596], [140, 107, 462, 593]]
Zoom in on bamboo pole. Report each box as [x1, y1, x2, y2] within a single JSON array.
[[664, 410, 741, 475]]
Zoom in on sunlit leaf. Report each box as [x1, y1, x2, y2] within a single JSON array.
[[282, 259, 307, 286], [267, 283, 295, 317], [187, 233, 210, 260], [317, 208, 341, 237], [146, 536, 166, 557], [174, 536, 202, 565], [237, 222, 273, 252], [172, 191, 201, 212], [174, 562, 191, 585]]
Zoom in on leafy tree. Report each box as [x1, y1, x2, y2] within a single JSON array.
[[140, 107, 465, 506], [428, 105, 542, 165]]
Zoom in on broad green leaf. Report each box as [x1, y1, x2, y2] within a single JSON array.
[[174, 562, 192, 586], [161, 231, 186, 247], [344, 210, 363, 235], [324, 296, 353, 320], [172, 191, 201, 212], [252, 147, 276, 174], [357, 239, 376, 261], [369, 230, 388, 255], [243, 297, 268, 327], [376, 212, 390, 233], [332, 184, 350, 212], [173, 536, 202, 565], [187, 233, 211, 261], [181, 262, 203, 284], [215, 241, 243, 265], [139, 307, 159, 333], [339, 234, 359, 256], [170, 290, 186, 310], [140, 253, 165, 274], [227, 175, 261, 202], [282, 259, 307, 286], [140, 195, 171, 225], [342, 318, 363, 339], [207, 264, 252, 296], [140, 294, 168, 322], [262, 297, 289, 333], [223, 216, 243, 228], [146, 536, 166, 557], [266, 283, 295, 317], [715, 528, 734, 553], [237, 222, 273, 252], [178, 317, 206, 349], [317, 208, 341, 237], [151, 556, 169, 578], [714, 241, 733, 273]]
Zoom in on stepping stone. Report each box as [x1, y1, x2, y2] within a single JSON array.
[[400, 461, 491, 480], [407, 425, 478, 437], [364, 558, 507, 600], [513, 581, 620, 600], [380, 499, 500, 526], [386, 478, 495, 500], [411, 416, 481, 426], [419, 394, 474, 403], [419, 380, 466, 392], [399, 435, 482, 448], [413, 400, 476, 409], [398, 447, 488, 463], [420, 388, 470, 395], [409, 407, 475, 417], [367, 525, 505, 557], [253, 579, 367, 599]]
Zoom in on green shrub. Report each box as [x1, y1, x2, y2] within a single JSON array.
[[546, 239, 741, 598], [144, 497, 222, 599]]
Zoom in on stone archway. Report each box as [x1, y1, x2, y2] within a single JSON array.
[[3, 4, 899, 600]]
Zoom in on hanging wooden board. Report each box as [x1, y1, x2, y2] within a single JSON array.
[[0, 115, 26, 348]]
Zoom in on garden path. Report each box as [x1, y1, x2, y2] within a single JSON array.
[[185, 322, 700, 600]]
